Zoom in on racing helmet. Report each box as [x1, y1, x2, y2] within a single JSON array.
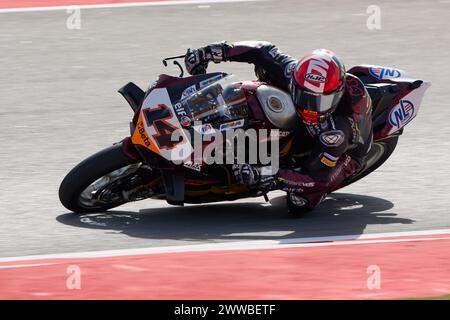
[[290, 49, 346, 125]]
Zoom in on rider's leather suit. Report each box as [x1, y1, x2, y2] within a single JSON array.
[[209, 41, 373, 208]]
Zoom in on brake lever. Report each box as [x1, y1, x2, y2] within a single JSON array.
[[173, 60, 184, 78], [162, 54, 186, 77]]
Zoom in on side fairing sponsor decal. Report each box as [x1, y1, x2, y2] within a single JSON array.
[[181, 85, 197, 100], [389, 99, 415, 129], [368, 66, 402, 80], [193, 123, 216, 135], [132, 113, 158, 153], [180, 116, 191, 127], [385, 80, 431, 135], [219, 119, 245, 131], [174, 101, 189, 118], [270, 130, 291, 138], [140, 88, 192, 162], [183, 160, 202, 172]]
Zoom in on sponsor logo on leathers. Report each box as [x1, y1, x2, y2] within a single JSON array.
[[284, 61, 296, 78], [320, 130, 345, 147]]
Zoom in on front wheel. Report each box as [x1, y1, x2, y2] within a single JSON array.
[[59, 142, 146, 213]]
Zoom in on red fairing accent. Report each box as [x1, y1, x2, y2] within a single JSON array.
[[144, 74, 192, 100], [152, 74, 190, 89], [240, 80, 262, 91], [241, 81, 267, 121], [184, 179, 220, 186]]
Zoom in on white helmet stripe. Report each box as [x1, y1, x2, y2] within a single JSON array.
[[304, 58, 329, 93]]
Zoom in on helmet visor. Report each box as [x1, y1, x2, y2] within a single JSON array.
[[291, 83, 343, 113]]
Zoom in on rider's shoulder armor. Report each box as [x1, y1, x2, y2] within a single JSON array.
[[334, 73, 373, 159], [339, 73, 371, 115]]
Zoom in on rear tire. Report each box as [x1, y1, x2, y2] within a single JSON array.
[[285, 136, 399, 217], [59, 143, 139, 213], [336, 136, 399, 190]]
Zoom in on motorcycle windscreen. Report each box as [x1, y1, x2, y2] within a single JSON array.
[[175, 76, 249, 134]]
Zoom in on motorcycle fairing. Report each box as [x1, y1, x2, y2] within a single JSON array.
[[133, 87, 193, 162], [146, 72, 227, 102], [132, 73, 229, 163], [348, 65, 431, 139], [131, 112, 159, 154], [382, 82, 430, 136]]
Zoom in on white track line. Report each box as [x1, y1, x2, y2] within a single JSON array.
[[0, 0, 262, 14], [0, 229, 449, 264], [0, 263, 58, 269]]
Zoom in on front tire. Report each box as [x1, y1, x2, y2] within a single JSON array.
[[59, 142, 140, 213]]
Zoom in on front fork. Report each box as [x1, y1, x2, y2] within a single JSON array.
[[120, 136, 187, 206], [120, 136, 141, 161]]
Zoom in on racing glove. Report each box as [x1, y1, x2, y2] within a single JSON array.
[[232, 164, 278, 190], [185, 43, 226, 75]]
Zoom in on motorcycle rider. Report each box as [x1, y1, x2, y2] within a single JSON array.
[[184, 41, 373, 214]]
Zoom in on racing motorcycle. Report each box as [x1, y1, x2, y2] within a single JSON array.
[[59, 56, 430, 215]]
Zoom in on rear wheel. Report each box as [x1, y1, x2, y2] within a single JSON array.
[[336, 136, 399, 190], [286, 136, 400, 217], [59, 143, 147, 213]]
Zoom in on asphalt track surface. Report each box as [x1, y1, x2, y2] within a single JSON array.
[[0, 0, 450, 259]]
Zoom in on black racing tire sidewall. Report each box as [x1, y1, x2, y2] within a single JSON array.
[[335, 136, 399, 191], [58, 143, 139, 213], [286, 136, 399, 216]]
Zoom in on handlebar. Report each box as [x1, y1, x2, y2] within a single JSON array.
[[162, 54, 186, 77]]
